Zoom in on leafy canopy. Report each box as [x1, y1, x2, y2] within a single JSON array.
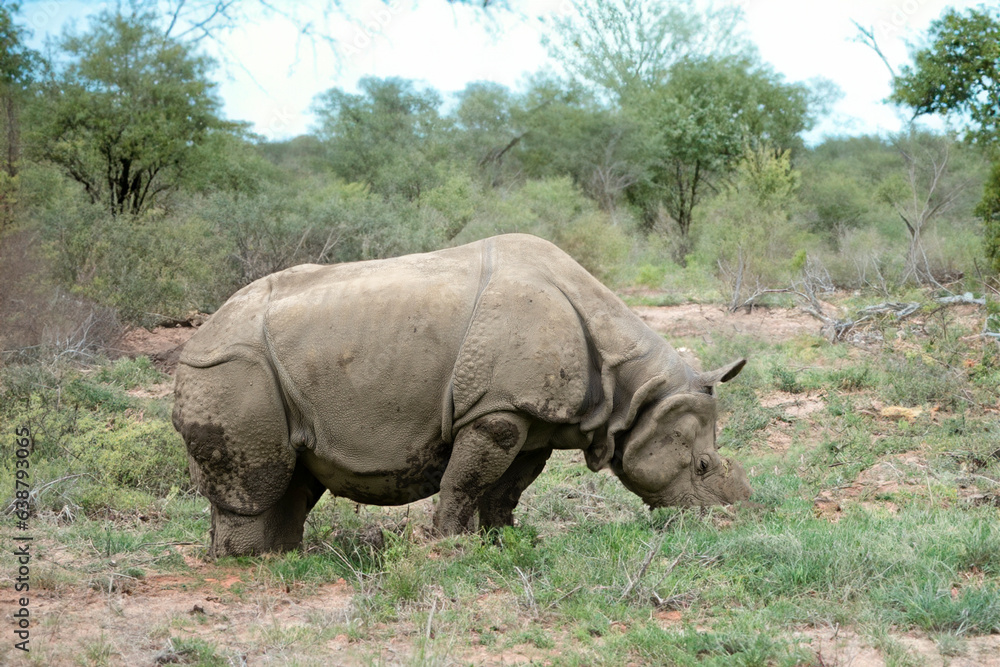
[[542, 0, 821, 264], [543, 0, 749, 101], [31, 7, 236, 216], [890, 5, 1000, 272], [623, 54, 813, 240], [890, 5, 1000, 147], [312, 77, 449, 200], [0, 2, 39, 88]]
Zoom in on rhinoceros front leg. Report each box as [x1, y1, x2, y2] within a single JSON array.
[[434, 412, 530, 535], [477, 448, 551, 531], [209, 458, 326, 558]]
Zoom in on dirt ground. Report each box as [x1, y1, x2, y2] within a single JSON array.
[[631, 302, 826, 344], [5, 302, 997, 666], [114, 322, 200, 372]]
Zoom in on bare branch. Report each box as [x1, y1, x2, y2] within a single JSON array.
[[164, 0, 188, 38], [620, 533, 670, 601], [851, 21, 896, 78]]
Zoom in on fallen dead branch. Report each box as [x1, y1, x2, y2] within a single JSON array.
[[804, 293, 991, 343], [620, 533, 672, 601]]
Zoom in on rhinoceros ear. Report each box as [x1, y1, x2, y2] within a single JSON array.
[[699, 359, 746, 388], [583, 374, 671, 472]]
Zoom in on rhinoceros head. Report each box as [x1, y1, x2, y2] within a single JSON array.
[[610, 359, 751, 508]]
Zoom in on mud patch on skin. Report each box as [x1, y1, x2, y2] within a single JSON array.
[[183, 422, 237, 484], [474, 416, 520, 451], [244, 462, 280, 499], [182, 421, 258, 514]]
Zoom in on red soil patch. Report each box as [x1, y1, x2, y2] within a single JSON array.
[[113, 324, 197, 372], [633, 303, 823, 343]]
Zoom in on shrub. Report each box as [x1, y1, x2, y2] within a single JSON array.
[[976, 159, 1000, 274], [69, 415, 188, 496], [93, 356, 167, 390], [879, 353, 966, 409], [40, 198, 222, 326], [456, 177, 631, 282], [0, 359, 188, 514], [635, 263, 668, 288], [695, 145, 817, 309], [553, 211, 630, 282]]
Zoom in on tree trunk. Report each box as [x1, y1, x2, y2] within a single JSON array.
[[0, 87, 19, 233]]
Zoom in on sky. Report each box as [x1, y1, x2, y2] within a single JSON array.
[[17, 0, 986, 144]]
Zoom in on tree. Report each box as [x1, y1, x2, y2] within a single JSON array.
[[0, 2, 40, 230], [888, 6, 1000, 273], [312, 77, 449, 200], [623, 55, 813, 258], [877, 132, 971, 285], [30, 8, 236, 216], [797, 136, 901, 241], [977, 162, 1000, 274], [890, 6, 1000, 148], [451, 76, 642, 209], [543, 0, 749, 102], [544, 0, 821, 260], [700, 142, 804, 310], [452, 81, 521, 185]]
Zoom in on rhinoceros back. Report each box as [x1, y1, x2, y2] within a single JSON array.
[[179, 266, 332, 368]]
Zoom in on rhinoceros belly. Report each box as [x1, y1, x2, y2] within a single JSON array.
[[302, 440, 451, 506]]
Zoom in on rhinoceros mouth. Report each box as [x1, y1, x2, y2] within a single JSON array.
[[644, 491, 705, 509]]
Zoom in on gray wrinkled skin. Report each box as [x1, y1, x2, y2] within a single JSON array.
[[172, 234, 751, 557]]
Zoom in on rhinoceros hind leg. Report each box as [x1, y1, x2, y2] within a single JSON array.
[[433, 412, 530, 536], [478, 448, 551, 531], [209, 458, 326, 558]]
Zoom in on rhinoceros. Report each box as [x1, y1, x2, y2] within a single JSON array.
[[172, 234, 750, 556]]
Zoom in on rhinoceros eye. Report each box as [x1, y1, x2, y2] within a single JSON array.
[[697, 458, 710, 475]]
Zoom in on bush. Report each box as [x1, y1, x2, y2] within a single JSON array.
[[93, 356, 167, 390], [553, 211, 630, 282], [422, 170, 482, 241], [818, 226, 905, 291], [0, 359, 189, 515], [635, 263, 668, 288], [200, 187, 309, 287], [456, 177, 630, 282], [39, 197, 223, 326], [695, 145, 817, 309], [976, 159, 1000, 274], [879, 353, 967, 409], [68, 413, 188, 496], [312, 183, 443, 263]]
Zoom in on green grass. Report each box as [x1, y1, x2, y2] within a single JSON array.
[[2, 297, 999, 665], [155, 637, 228, 667], [0, 356, 189, 516], [92, 355, 169, 389]]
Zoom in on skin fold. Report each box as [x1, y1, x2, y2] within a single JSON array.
[[172, 234, 751, 557]]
